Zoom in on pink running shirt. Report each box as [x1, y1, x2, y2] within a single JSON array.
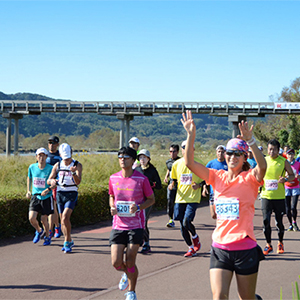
[[109, 170, 153, 230]]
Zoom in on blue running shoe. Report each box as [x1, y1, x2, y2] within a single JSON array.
[[43, 236, 51, 246], [61, 240, 74, 252], [54, 225, 62, 238], [49, 230, 53, 238], [33, 229, 44, 244]]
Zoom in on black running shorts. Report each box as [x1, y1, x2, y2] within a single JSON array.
[[210, 245, 265, 275], [109, 229, 144, 246], [29, 195, 54, 216]]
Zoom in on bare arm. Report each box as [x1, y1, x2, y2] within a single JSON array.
[[237, 120, 267, 182], [181, 111, 209, 182], [70, 162, 82, 185], [164, 170, 170, 183], [278, 160, 295, 183], [26, 177, 32, 199], [130, 193, 155, 214]]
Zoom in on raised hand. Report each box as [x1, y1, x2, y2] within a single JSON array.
[[181, 110, 196, 135], [237, 120, 253, 141]]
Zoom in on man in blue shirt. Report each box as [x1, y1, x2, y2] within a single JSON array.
[[27, 148, 54, 246], [203, 145, 228, 218]]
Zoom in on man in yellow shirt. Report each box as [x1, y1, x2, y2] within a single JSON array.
[[169, 140, 203, 257]]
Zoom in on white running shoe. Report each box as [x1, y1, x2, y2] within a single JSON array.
[[119, 272, 129, 291], [125, 291, 137, 300]]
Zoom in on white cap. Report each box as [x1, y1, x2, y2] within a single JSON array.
[[129, 137, 140, 144], [59, 143, 72, 159], [216, 145, 226, 151], [36, 148, 48, 156], [181, 140, 195, 149]]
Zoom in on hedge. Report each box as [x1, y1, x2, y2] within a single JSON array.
[[0, 185, 168, 239]]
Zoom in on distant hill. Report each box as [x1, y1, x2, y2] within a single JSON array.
[[0, 91, 232, 146]]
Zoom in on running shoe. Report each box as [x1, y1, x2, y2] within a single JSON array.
[[49, 230, 53, 238], [54, 225, 62, 238], [287, 225, 293, 231], [263, 244, 273, 255], [166, 220, 175, 228], [33, 229, 44, 244], [141, 244, 151, 254], [193, 236, 201, 252], [124, 291, 137, 300], [293, 223, 299, 231], [184, 248, 196, 257], [119, 273, 129, 291], [277, 242, 284, 254], [61, 240, 74, 251], [43, 236, 51, 246]]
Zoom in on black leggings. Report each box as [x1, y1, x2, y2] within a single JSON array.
[[261, 198, 285, 244], [180, 217, 196, 247], [285, 195, 299, 224], [143, 205, 152, 243]]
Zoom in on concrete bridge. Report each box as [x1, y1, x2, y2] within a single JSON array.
[[1, 100, 298, 156]]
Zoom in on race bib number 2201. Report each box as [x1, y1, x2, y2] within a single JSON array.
[[116, 201, 135, 217]]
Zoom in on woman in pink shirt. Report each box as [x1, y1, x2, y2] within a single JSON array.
[[181, 111, 267, 300], [285, 148, 300, 231]]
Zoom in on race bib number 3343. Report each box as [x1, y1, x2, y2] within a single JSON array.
[[215, 198, 239, 220]]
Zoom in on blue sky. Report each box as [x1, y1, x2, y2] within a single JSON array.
[[1, 1, 299, 103]]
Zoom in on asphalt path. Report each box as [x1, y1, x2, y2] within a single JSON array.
[[0, 199, 299, 300]]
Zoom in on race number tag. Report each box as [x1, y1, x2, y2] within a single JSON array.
[[215, 198, 239, 220], [180, 174, 193, 185], [116, 201, 135, 217], [33, 177, 46, 188], [265, 179, 278, 191]]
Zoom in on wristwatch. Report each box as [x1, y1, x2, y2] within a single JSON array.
[[136, 204, 140, 213]]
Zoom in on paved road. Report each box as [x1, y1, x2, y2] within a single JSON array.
[[0, 199, 299, 300]]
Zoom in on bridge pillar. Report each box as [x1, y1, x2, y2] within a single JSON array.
[[228, 115, 246, 138], [117, 114, 134, 148], [2, 113, 23, 157]]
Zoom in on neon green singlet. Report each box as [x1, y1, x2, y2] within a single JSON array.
[[261, 155, 286, 200]]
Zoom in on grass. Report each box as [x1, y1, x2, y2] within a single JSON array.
[[280, 276, 300, 300], [0, 150, 215, 198]]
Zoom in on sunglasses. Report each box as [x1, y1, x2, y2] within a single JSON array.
[[48, 141, 57, 145], [118, 155, 131, 159], [225, 150, 245, 157], [170, 150, 177, 153], [181, 145, 186, 150]]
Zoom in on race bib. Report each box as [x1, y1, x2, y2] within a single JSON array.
[[116, 201, 135, 217], [265, 179, 278, 191], [33, 177, 46, 188], [180, 174, 193, 185], [215, 197, 239, 220]]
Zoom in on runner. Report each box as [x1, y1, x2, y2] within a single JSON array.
[[135, 149, 162, 254], [260, 139, 295, 255], [284, 148, 300, 231], [26, 148, 54, 246], [47, 143, 82, 253], [181, 110, 267, 300], [202, 145, 228, 219], [169, 140, 203, 257], [46, 135, 62, 239], [128, 137, 140, 169], [109, 146, 155, 300], [164, 144, 180, 228]]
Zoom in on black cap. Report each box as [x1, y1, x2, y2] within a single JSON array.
[[118, 146, 137, 160], [48, 136, 59, 143]]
